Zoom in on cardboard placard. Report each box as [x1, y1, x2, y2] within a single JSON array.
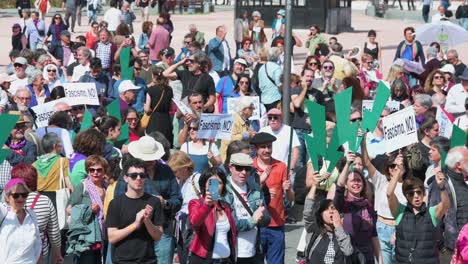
[[63, 83, 100, 106], [31, 99, 68, 128], [382, 106, 418, 153], [197, 114, 235, 140]]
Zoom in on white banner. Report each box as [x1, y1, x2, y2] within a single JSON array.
[[362, 100, 401, 114], [172, 98, 192, 115], [31, 99, 68, 128], [226, 96, 261, 120], [63, 83, 100, 106], [198, 114, 235, 140], [436, 106, 453, 138], [382, 106, 418, 153]]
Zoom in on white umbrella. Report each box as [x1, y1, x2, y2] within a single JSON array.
[[415, 20, 468, 47]]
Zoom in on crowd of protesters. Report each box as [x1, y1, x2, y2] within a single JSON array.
[[0, 1, 467, 264]]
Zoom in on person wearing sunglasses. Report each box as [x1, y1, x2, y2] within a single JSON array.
[[312, 60, 341, 99], [305, 24, 326, 58], [11, 23, 27, 51], [10, 57, 29, 96], [67, 155, 108, 263], [359, 53, 383, 98], [424, 69, 447, 97], [250, 132, 294, 264], [0, 178, 42, 264], [108, 156, 164, 263], [42, 64, 63, 91], [388, 160, 449, 263], [5, 111, 37, 166], [181, 119, 222, 174], [224, 153, 271, 263], [302, 56, 321, 79]]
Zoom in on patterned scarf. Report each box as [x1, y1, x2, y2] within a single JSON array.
[[85, 177, 105, 234], [6, 137, 27, 155], [400, 40, 419, 61], [324, 232, 335, 264]]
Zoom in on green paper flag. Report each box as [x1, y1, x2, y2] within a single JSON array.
[[107, 99, 122, 122], [304, 99, 327, 171], [79, 110, 94, 132], [325, 127, 345, 173], [304, 134, 320, 171], [334, 88, 359, 152], [0, 114, 20, 164], [441, 126, 467, 169], [120, 47, 134, 80]]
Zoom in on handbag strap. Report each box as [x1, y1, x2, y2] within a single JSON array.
[[30, 193, 41, 209], [149, 88, 166, 115], [220, 76, 228, 96], [229, 184, 253, 216], [264, 63, 276, 85]]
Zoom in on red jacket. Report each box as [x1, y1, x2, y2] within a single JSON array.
[[188, 198, 237, 259]]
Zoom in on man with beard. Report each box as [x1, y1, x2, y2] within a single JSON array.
[[72, 46, 91, 82], [11, 88, 36, 129], [163, 51, 216, 113], [250, 132, 294, 264], [4, 111, 37, 166], [177, 92, 204, 146], [215, 58, 248, 113]]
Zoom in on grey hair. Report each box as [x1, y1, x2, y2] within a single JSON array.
[[414, 94, 432, 109], [447, 49, 458, 58], [37, 54, 51, 64], [28, 69, 43, 84], [2, 182, 30, 204], [426, 47, 438, 58], [15, 87, 31, 97], [252, 11, 261, 18], [42, 132, 61, 154], [79, 47, 92, 59], [445, 146, 466, 169], [267, 47, 281, 62]]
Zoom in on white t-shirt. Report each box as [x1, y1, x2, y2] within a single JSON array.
[[369, 170, 406, 219], [212, 217, 231, 259], [71, 64, 90, 82], [259, 124, 300, 164], [9, 75, 29, 96], [230, 180, 257, 258], [103, 8, 122, 32], [180, 141, 220, 156]]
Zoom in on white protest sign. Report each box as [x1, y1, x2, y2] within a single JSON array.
[[31, 98, 68, 128], [197, 114, 234, 140], [172, 98, 192, 115], [362, 100, 401, 114], [436, 106, 453, 138], [63, 83, 100, 106], [382, 106, 418, 153], [226, 96, 261, 120]]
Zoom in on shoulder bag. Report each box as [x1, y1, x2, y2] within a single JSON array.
[[141, 88, 165, 129], [216, 77, 228, 113], [56, 158, 70, 230]]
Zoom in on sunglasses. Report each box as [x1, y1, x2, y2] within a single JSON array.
[[433, 75, 443, 80], [14, 63, 25, 68], [389, 163, 398, 169], [184, 41, 192, 44], [186, 59, 195, 64], [88, 168, 104, 174], [127, 172, 148, 180], [323, 66, 334, 70], [309, 62, 318, 66], [234, 165, 250, 172], [189, 127, 198, 131], [10, 192, 28, 199], [15, 123, 26, 129], [407, 190, 423, 197], [47, 69, 57, 73], [350, 117, 362, 122], [268, 115, 280, 120]]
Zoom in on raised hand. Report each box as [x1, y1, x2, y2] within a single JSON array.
[[205, 190, 214, 207]]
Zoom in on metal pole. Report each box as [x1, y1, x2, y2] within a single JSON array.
[[282, 0, 292, 125]]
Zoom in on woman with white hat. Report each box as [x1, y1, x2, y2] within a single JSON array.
[[0, 73, 15, 113], [271, 9, 285, 40]]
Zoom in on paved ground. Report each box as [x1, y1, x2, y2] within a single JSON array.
[[0, 4, 467, 263]]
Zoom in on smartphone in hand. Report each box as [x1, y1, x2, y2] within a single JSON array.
[[208, 178, 219, 201]]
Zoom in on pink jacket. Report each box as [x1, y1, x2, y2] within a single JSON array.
[[452, 223, 468, 264]]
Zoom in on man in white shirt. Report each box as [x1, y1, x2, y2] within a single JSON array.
[[103, 1, 122, 33], [71, 47, 92, 82], [365, 107, 390, 159], [259, 108, 300, 173], [431, 5, 446, 22], [9, 57, 29, 96], [225, 153, 270, 262], [445, 68, 468, 117]]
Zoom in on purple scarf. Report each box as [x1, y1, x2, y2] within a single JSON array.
[[85, 178, 106, 235]]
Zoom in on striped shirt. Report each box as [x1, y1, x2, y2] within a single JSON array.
[[25, 192, 61, 256]]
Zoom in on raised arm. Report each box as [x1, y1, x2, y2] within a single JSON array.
[[303, 172, 320, 233], [433, 168, 450, 220], [163, 58, 186, 80], [291, 79, 308, 109], [337, 152, 354, 187], [386, 160, 404, 217], [360, 133, 377, 178]]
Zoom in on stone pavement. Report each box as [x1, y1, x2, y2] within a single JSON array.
[[0, 5, 467, 263]]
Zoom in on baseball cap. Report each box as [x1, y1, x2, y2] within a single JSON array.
[[14, 57, 28, 65], [118, 80, 140, 94], [267, 108, 282, 116], [230, 153, 253, 166], [234, 58, 248, 67]]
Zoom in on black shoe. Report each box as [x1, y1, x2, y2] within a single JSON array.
[[285, 215, 297, 224]]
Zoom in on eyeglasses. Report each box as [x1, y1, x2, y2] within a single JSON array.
[[268, 115, 280, 121], [308, 62, 318, 66], [14, 63, 25, 68], [127, 172, 148, 180], [88, 167, 104, 174], [189, 127, 198, 131], [364, 61, 373, 64], [323, 65, 334, 70], [10, 192, 28, 199], [47, 69, 57, 73], [407, 190, 423, 197], [350, 117, 362, 122], [433, 75, 443, 80], [17, 96, 31, 101], [234, 165, 250, 172]]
